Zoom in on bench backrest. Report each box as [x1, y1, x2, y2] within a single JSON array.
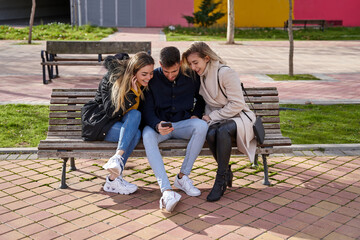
[[47, 87, 283, 139], [46, 41, 151, 55]]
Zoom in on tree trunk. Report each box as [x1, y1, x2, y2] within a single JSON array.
[[288, 0, 294, 76], [28, 0, 36, 44], [226, 0, 235, 44]]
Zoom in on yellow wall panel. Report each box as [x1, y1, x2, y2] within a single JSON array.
[[194, 0, 294, 28]]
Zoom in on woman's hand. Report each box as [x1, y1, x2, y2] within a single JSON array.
[[131, 76, 138, 92], [202, 115, 211, 122]]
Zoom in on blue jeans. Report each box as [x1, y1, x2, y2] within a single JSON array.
[[104, 109, 141, 165], [142, 118, 208, 193]]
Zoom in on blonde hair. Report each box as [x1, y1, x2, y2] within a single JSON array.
[[110, 52, 154, 114], [182, 42, 225, 70]]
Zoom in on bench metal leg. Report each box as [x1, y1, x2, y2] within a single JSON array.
[[49, 54, 54, 80], [41, 50, 49, 84], [262, 154, 271, 186], [60, 158, 69, 189], [54, 54, 59, 78], [42, 65, 48, 84], [252, 154, 259, 168], [70, 157, 76, 171]]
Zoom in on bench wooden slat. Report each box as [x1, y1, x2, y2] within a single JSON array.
[[50, 105, 82, 111], [49, 112, 80, 118], [49, 125, 82, 131], [50, 98, 94, 104], [42, 62, 103, 66], [52, 88, 98, 92], [53, 57, 102, 61], [38, 146, 292, 159], [48, 132, 81, 136], [49, 119, 81, 125], [46, 41, 151, 54], [39, 134, 290, 151]]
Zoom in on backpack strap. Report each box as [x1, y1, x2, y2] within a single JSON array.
[[217, 65, 229, 99], [217, 66, 254, 122]]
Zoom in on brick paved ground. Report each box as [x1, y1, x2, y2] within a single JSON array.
[[0, 153, 360, 239], [1, 28, 360, 239]]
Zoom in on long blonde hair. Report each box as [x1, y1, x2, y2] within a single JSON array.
[[182, 41, 225, 70], [110, 52, 154, 114]]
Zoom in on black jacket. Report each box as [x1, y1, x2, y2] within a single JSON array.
[[81, 58, 140, 141], [141, 67, 205, 130]]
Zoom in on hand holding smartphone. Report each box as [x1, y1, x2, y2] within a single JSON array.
[[161, 122, 172, 128]]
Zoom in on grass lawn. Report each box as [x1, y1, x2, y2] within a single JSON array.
[[0, 23, 117, 41], [280, 104, 360, 144], [163, 26, 360, 41], [267, 74, 321, 81], [0, 104, 359, 148], [0, 104, 49, 148]]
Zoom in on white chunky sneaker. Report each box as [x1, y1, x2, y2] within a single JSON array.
[[117, 175, 138, 194], [103, 154, 124, 176], [174, 175, 201, 197], [159, 190, 181, 212], [103, 176, 132, 194]]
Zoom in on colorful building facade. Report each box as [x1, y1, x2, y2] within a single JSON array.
[[69, 0, 360, 27], [148, 0, 360, 27]]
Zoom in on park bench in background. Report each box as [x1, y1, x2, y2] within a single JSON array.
[[40, 41, 151, 84], [284, 19, 326, 31], [37, 87, 292, 189]]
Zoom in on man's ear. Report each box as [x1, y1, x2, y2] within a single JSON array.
[[159, 61, 163, 68]]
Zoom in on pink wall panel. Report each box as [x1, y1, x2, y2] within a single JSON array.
[[294, 0, 360, 26], [146, 0, 194, 27]]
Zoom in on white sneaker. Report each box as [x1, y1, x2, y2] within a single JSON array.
[[174, 175, 201, 197], [103, 176, 134, 194], [103, 154, 124, 176], [160, 191, 181, 212], [117, 175, 138, 193]]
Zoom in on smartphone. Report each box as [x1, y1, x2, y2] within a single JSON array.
[[161, 122, 173, 128]]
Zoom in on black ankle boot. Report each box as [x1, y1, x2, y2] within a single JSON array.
[[227, 165, 233, 187], [207, 174, 227, 202]]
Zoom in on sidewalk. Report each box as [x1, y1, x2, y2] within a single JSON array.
[[1, 153, 360, 239], [0, 28, 359, 239], [0, 28, 360, 104]]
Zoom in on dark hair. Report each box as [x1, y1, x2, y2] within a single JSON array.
[[160, 46, 180, 68]]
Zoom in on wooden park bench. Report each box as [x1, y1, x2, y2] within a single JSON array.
[[37, 88, 292, 189], [284, 19, 326, 31], [40, 41, 151, 84]]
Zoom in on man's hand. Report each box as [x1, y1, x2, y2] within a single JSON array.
[[190, 115, 198, 119], [202, 115, 211, 122], [157, 121, 174, 135]]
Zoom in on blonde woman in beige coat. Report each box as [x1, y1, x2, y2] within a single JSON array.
[[182, 42, 257, 202]]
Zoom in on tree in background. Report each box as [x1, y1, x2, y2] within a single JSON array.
[[288, 0, 294, 76], [28, 0, 36, 44], [226, 0, 234, 44], [183, 0, 225, 27]]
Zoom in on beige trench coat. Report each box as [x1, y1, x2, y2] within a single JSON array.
[[199, 60, 257, 163]]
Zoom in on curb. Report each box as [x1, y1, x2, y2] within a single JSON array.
[[0, 147, 38, 154], [291, 144, 360, 151], [0, 144, 359, 155]]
